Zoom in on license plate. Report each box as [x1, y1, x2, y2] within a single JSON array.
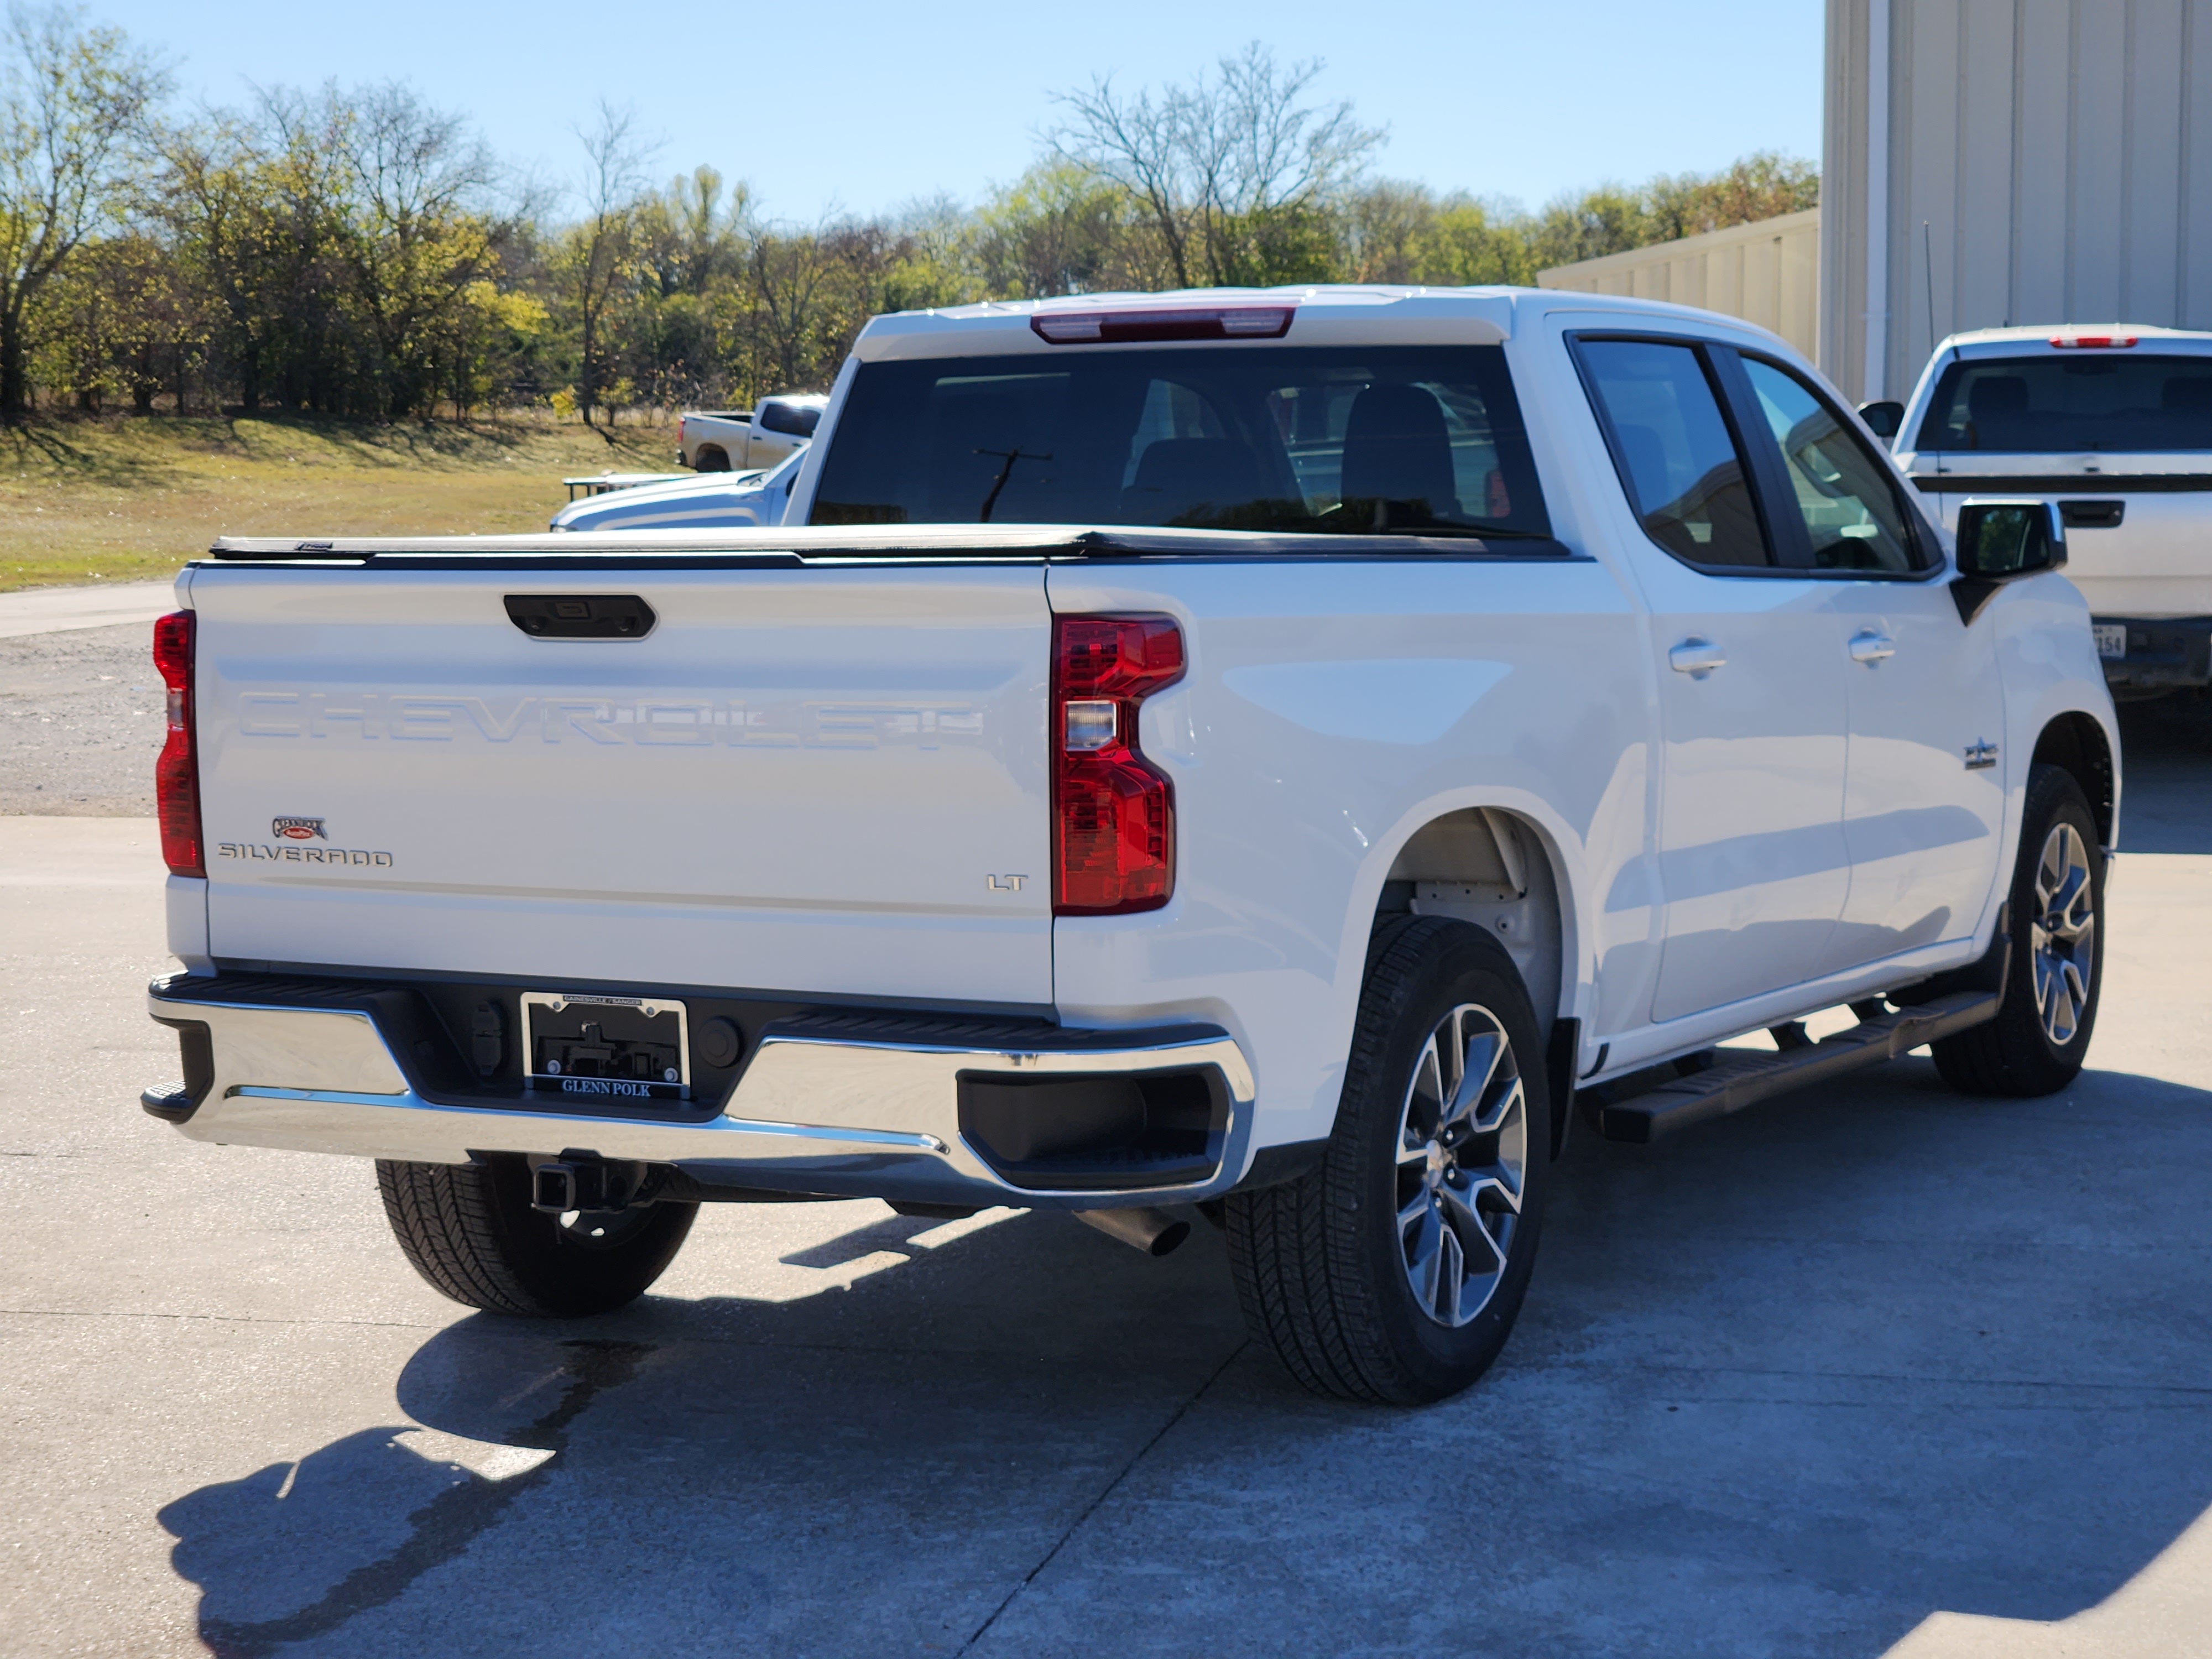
[[521, 992, 690, 1101], [2094, 624, 2127, 660]]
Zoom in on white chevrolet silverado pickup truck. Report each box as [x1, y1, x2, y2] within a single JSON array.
[[1870, 324, 2212, 696], [676, 394, 825, 472], [142, 288, 2119, 1404]]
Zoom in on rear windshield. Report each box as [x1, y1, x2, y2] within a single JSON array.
[[1916, 353, 2212, 452], [759, 399, 821, 436], [808, 345, 1550, 539]]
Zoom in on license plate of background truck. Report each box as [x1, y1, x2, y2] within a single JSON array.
[[2094, 624, 2127, 660]]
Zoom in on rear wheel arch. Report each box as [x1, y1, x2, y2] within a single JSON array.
[[2031, 712, 2116, 847], [693, 445, 730, 472], [1369, 806, 1572, 1047]]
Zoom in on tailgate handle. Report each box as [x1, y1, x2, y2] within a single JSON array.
[[2058, 499, 2125, 529], [505, 594, 657, 639]]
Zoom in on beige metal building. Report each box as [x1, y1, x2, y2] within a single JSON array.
[[1822, 0, 2212, 401], [1535, 210, 1823, 361], [1543, 2, 2209, 404]]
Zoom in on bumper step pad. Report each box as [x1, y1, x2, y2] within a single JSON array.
[[1597, 990, 2000, 1145]]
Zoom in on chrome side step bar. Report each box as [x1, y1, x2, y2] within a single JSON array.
[[1597, 990, 2002, 1145]]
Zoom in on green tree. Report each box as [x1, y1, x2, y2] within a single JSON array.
[[436, 278, 543, 416], [1645, 150, 1819, 243], [314, 84, 510, 417], [1526, 183, 1651, 272], [158, 108, 312, 413], [618, 165, 746, 406], [0, 4, 164, 414], [974, 161, 1130, 298], [1343, 184, 1532, 288]]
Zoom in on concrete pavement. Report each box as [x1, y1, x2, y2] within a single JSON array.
[[0, 580, 178, 640], [0, 622, 166, 815], [4, 708, 2210, 1657]]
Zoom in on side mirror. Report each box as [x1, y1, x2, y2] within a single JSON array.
[[1858, 399, 1905, 439], [1951, 498, 2067, 623], [1955, 498, 2066, 577]]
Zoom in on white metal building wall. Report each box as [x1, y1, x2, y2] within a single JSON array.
[[1535, 210, 1823, 361], [1823, 0, 2212, 401]]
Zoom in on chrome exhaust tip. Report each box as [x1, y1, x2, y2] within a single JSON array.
[[1076, 1206, 1191, 1258]]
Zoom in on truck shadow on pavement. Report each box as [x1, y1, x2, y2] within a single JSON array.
[[158, 1057, 2212, 1658], [2114, 697, 2212, 853]]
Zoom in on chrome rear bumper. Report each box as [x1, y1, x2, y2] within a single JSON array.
[[145, 981, 1254, 1211]]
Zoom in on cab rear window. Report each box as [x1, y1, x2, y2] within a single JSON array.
[[1916, 354, 2212, 452], [759, 399, 820, 437], [808, 345, 1551, 540]]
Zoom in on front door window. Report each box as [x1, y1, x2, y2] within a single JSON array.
[[1739, 358, 1925, 573]]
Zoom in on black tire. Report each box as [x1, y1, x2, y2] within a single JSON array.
[[693, 446, 729, 472], [375, 1156, 697, 1317], [1225, 917, 1551, 1404], [1931, 763, 2104, 1097]]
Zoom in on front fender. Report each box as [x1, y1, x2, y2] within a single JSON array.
[[1991, 572, 2124, 884]]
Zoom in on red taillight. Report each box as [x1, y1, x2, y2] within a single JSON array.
[[1031, 305, 1295, 345], [2050, 333, 2138, 348], [152, 611, 203, 877], [1052, 615, 1184, 915]]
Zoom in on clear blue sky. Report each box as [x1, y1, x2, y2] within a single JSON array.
[[92, 0, 1824, 222]]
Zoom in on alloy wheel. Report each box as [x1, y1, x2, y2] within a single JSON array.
[[2030, 821, 2096, 1046], [1394, 1003, 1527, 1328]]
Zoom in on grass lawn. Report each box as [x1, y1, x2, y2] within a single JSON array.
[[0, 413, 681, 592]]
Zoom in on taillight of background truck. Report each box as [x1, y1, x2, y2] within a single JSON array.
[[152, 611, 203, 877], [1052, 614, 1184, 915]]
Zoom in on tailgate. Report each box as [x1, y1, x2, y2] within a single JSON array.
[[1919, 465, 2212, 617], [188, 563, 1052, 1005]]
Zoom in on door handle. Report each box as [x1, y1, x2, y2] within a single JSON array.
[[1668, 638, 1726, 678], [2059, 499, 2124, 529], [1848, 630, 1896, 664]]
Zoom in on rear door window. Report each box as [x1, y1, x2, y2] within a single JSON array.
[[1739, 357, 1928, 573], [1573, 337, 1772, 568], [1916, 354, 2212, 452], [808, 345, 1551, 540]]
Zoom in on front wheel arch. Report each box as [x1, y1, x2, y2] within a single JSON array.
[[2031, 710, 2116, 848]]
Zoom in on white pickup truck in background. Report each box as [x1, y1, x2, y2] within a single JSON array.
[[142, 288, 2118, 1404], [1869, 324, 2212, 697], [677, 393, 826, 472], [550, 448, 805, 532]]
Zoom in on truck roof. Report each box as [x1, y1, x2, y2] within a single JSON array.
[[851, 284, 1796, 359], [1934, 322, 2212, 354]]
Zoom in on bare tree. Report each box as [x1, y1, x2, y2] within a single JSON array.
[[1050, 44, 1380, 289], [564, 101, 655, 428], [0, 3, 165, 414], [1049, 71, 1197, 287]]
